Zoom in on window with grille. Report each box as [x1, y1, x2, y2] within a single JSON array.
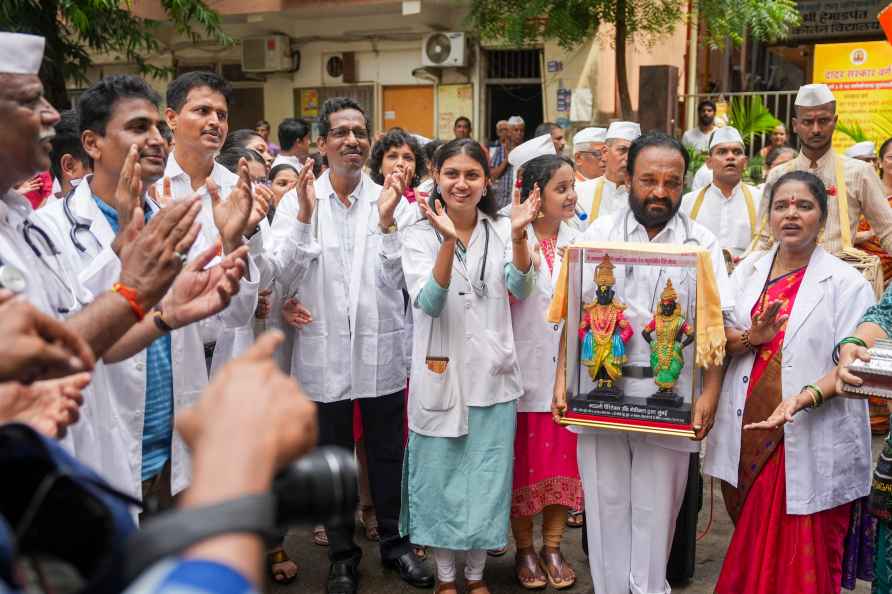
[[486, 49, 541, 81]]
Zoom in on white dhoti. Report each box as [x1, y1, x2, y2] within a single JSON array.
[[577, 431, 690, 594]]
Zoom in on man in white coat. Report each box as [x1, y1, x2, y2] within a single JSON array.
[[575, 121, 641, 228], [680, 126, 762, 260], [33, 74, 255, 510], [269, 97, 433, 594], [562, 131, 733, 594]]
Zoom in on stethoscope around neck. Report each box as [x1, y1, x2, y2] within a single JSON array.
[[433, 216, 491, 298], [63, 189, 102, 254]]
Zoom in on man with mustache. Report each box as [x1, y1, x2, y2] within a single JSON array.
[[32, 74, 252, 511], [575, 121, 640, 228], [758, 83, 892, 256], [269, 97, 432, 594], [559, 132, 733, 594], [681, 126, 761, 260], [682, 99, 716, 152]]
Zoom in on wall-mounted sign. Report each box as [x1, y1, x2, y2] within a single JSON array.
[[788, 0, 886, 41]]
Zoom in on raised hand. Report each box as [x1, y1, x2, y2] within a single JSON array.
[[511, 181, 540, 235], [248, 184, 273, 231], [113, 144, 144, 231], [117, 197, 203, 312], [14, 176, 42, 195], [0, 297, 95, 383], [419, 197, 457, 241], [155, 177, 175, 208], [211, 158, 253, 253], [296, 160, 317, 224], [159, 243, 249, 328], [282, 298, 313, 329], [749, 300, 787, 346], [378, 167, 408, 229]]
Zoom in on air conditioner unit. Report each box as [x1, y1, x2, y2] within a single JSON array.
[[322, 52, 356, 84], [422, 32, 466, 67], [241, 35, 294, 73]]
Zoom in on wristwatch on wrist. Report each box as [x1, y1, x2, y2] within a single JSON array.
[[512, 229, 528, 242], [244, 225, 261, 239], [380, 221, 398, 234]]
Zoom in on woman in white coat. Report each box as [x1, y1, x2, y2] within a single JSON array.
[[508, 154, 582, 590], [704, 170, 874, 594], [400, 138, 539, 594]]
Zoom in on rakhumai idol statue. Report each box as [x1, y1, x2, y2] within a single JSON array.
[[579, 255, 633, 398], [642, 279, 695, 407]]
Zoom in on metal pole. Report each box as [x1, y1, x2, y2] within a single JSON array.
[[685, 0, 699, 131]]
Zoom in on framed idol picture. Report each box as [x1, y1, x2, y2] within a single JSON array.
[[551, 241, 724, 438]]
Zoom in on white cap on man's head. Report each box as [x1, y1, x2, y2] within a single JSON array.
[[606, 121, 641, 142], [0, 33, 45, 75], [845, 140, 876, 159], [794, 83, 835, 107], [573, 127, 607, 152], [508, 133, 556, 169], [508, 115, 525, 126], [709, 126, 744, 151], [411, 134, 431, 147]]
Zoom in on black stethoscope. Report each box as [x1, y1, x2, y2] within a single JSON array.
[[20, 220, 85, 314], [434, 218, 491, 298], [63, 190, 102, 254]]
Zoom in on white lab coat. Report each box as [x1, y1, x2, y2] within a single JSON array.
[[703, 245, 874, 515], [402, 214, 524, 438], [512, 222, 578, 412], [33, 176, 260, 498], [268, 170, 414, 403]]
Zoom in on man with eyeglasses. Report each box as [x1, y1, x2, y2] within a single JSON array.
[[572, 127, 606, 182], [269, 97, 433, 594], [575, 122, 641, 229]]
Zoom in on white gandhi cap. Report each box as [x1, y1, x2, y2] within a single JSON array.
[[794, 83, 835, 107], [709, 126, 744, 151], [845, 140, 876, 159], [507, 115, 525, 126], [606, 121, 641, 142], [0, 33, 45, 75], [573, 127, 607, 152], [508, 133, 556, 169]]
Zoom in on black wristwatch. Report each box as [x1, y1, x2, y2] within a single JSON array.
[[244, 225, 261, 239]]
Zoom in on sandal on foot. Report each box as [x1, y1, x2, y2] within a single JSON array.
[[313, 525, 329, 547], [566, 509, 584, 528], [538, 546, 576, 590], [267, 547, 299, 585], [486, 545, 507, 557], [465, 579, 491, 594], [514, 547, 547, 590], [358, 505, 379, 541]]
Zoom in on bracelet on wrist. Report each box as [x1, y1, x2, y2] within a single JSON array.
[[741, 329, 758, 353], [832, 336, 868, 365], [512, 229, 528, 243], [112, 283, 146, 321], [802, 383, 824, 408], [152, 306, 174, 333]]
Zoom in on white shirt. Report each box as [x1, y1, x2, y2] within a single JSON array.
[[682, 127, 712, 152], [271, 153, 304, 170], [576, 208, 734, 453], [574, 176, 628, 229], [692, 163, 713, 190], [680, 183, 762, 256], [704, 245, 874, 514], [402, 214, 523, 437], [269, 170, 415, 403]]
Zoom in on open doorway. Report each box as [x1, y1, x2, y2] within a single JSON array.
[[485, 49, 544, 145]]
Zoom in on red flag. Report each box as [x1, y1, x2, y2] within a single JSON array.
[[880, 2, 892, 45]]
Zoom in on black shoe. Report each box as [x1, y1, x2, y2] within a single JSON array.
[[327, 561, 359, 594], [383, 551, 435, 588]]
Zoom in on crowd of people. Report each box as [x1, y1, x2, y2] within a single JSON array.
[[5, 28, 892, 594]]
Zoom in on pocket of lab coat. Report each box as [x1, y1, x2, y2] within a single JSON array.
[[417, 365, 456, 411], [484, 330, 515, 376]]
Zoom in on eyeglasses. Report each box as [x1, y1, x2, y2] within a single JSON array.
[[327, 127, 370, 140]]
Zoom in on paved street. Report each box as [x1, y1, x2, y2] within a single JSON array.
[[270, 468, 877, 593]]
